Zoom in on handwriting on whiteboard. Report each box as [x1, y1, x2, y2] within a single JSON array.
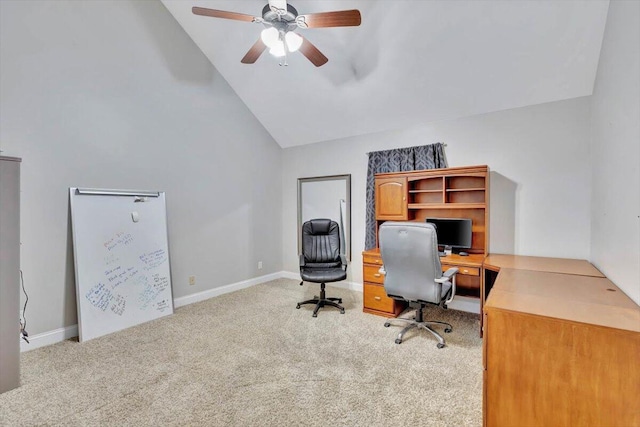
[[139, 249, 167, 270], [86, 283, 112, 311], [104, 265, 140, 288], [103, 232, 134, 251], [85, 283, 126, 316], [138, 273, 170, 309]]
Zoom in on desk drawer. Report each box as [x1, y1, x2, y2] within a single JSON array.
[[363, 253, 382, 265], [363, 283, 395, 313], [363, 264, 385, 284], [443, 265, 480, 276]]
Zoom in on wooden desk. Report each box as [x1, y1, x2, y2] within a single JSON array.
[[362, 248, 484, 316], [483, 268, 640, 426], [481, 254, 605, 335], [483, 254, 605, 276]]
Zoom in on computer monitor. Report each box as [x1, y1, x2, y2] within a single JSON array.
[[425, 218, 472, 253]]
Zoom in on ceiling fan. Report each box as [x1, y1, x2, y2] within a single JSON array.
[[192, 0, 361, 67]]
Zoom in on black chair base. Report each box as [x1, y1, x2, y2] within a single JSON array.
[[296, 282, 345, 317], [384, 304, 452, 348]]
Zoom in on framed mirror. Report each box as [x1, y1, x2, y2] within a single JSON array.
[[297, 174, 351, 261]]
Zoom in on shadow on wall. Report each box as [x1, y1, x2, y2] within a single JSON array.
[[316, 1, 383, 86], [64, 201, 78, 327], [489, 171, 517, 254], [130, 0, 214, 84]]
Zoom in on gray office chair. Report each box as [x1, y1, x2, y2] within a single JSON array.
[[379, 221, 458, 348], [297, 219, 347, 317]]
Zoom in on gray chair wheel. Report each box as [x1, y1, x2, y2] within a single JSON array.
[[445, 327, 452, 333], [384, 322, 391, 327], [395, 338, 402, 344], [340, 309, 345, 314], [437, 343, 445, 349], [296, 304, 300, 309], [312, 313, 317, 318]]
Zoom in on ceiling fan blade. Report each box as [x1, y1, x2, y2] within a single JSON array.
[[241, 38, 267, 64], [296, 9, 361, 29], [192, 7, 258, 23], [299, 37, 328, 67]]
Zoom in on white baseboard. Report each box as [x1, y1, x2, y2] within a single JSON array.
[[20, 324, 78, 352], [20, 271, 479, 352], [173, 271, 283, 308]]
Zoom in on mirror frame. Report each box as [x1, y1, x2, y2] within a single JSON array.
[[297, 174, 351, 261]]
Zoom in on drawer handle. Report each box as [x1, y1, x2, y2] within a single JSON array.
[[463, 269, 469, 274], [374, 296, 381, 301], [375, 260, 380, 264], [373, 273, 381, 277]]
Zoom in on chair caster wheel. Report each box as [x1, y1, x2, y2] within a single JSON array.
[[384, 322, 390, 327], [340, 309, 345, 314], [437, 343, 445, 349], [395, 339, 402, 344], [312, 313, 317, 318], [296, 304, 300, 309], [338, 298, 343, 303], [444, 328, 452, 333]]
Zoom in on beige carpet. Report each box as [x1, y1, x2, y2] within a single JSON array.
[[0, 279, 483, 426]]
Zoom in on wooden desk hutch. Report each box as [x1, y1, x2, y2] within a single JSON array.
[[362, 165, 489, 317]]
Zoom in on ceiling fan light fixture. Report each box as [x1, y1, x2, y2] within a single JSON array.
[[285, 31, 302, 52], [269, 43, 286, 57], [260, 27, 280, 48]]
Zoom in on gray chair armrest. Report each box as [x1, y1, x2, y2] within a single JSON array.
[[299, 254, 305, 267], [436, 267, 458, 305], [439, 267, 459, 280]]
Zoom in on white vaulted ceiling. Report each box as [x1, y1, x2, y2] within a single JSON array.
[[161, 0, 610, 148]]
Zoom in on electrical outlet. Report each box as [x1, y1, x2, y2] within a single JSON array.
[[258, 261, 263, 270], [189, 275, 196, 286]]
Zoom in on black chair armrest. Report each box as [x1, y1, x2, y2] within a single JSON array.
[[340, 254, 348, 269], [299, 254, 305, 267]]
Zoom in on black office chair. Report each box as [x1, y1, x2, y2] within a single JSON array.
[[296, 219, 347, 317], [379, 221, 458, 348]]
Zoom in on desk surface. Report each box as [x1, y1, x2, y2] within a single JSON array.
[[485, 268, 640, 332], [484, 254, 604, 277]]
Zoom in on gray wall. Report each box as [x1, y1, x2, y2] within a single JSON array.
[[590, 0, 640, 304], [282, 97, 593, 284], [0, 0, 283, 336]]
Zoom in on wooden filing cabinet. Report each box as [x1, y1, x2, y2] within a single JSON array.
[[362, 249, 405, 317]]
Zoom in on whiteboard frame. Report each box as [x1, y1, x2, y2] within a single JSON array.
[[70, 187, 174, 342]]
